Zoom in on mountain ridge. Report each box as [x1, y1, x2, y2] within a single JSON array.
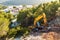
[[1, 0, 52, 5]]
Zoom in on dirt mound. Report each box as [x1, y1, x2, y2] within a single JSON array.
[[42, 32, 60, 40]]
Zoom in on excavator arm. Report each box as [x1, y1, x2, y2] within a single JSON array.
[[34, 13, 47, 27]]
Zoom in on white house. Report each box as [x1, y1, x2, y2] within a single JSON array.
[[10, 8, 19, 15], [26, 5, 33, 8]]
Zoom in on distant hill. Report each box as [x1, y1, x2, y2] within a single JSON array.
[[1, 0, 52, 5]]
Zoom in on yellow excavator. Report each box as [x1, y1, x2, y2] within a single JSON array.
[[29, 13, 51, 32], [34, 13, 47, 27]]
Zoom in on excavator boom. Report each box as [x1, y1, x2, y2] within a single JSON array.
[[34, 13, 47, 27]]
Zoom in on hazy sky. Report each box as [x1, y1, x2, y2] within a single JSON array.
[[0, 0, 57, 3], [0, 0, 8, 3]]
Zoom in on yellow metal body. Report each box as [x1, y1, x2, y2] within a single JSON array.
[[34, 13, 47, 27]]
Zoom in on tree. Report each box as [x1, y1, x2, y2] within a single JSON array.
[[0, 18, 9, 37], [13, 6, 16, 8], [0, 11, 11, 37], [0, 4, 7, 10]]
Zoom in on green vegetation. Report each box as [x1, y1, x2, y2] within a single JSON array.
[[0, 11, 10, 37], [0, 1, 60, 39], [17, 1, 60, 26], [0, 4, 7, 10], [0, 18, 9, 37]]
